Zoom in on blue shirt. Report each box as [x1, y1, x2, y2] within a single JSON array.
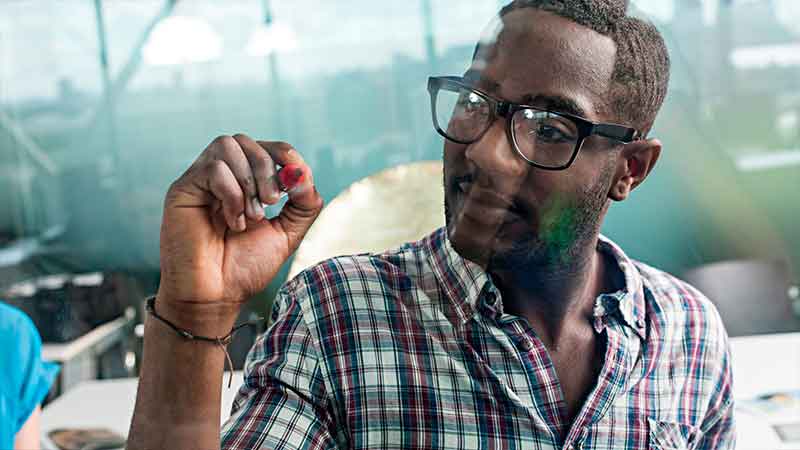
[[0, 301, 59, 449]]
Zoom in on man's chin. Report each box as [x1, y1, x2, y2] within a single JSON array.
[[446, 219, 540, 270], [446, 221, 492, 268]]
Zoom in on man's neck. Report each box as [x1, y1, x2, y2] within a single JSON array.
[[489, 237, 615, 351]]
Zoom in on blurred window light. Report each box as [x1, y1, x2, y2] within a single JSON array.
[[735, 149, 800, 172], [143, 16, 222, 66], [777, 111, 798, 141], [775, 0, 800, 36], [730, 43, 800, 69], [702, 0, 719, 27], [246, 23, 298, 57]]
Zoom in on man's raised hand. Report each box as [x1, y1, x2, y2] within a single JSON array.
[[155, 134, 323, 334]]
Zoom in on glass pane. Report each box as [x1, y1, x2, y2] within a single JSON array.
[[1, 0, 797, 308]]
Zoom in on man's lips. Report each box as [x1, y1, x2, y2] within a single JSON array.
[[454, 177, 527, 218]]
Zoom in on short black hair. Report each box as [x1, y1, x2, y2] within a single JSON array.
[[496, 0, 671, 136]]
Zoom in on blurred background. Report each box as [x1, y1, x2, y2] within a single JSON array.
[[0, 0, 798, 383]]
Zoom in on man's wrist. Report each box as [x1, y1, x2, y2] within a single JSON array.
[[151, 293, 241, 338]]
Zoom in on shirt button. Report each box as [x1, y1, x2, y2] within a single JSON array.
[[485, 292, 497, 306], [518, 338, 533, 352]]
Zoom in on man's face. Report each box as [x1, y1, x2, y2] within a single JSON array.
[[443, 8, 620, 270]]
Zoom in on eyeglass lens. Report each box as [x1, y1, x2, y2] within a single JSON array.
[[434, 84, 580, 168]]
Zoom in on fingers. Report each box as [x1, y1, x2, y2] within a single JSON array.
[[254, 141, 323, 253], [232, 134, 282, 206], [208, 135, 263, 222], [203, 160, 246, 232], [173, 134, 323, 238], [256, 141, 319, 211]]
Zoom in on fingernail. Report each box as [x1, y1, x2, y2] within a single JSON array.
[[251, 197, 264, 219], [244, 194, 254, 218], [272, 180, 282, 197], [236, 214, 246, 231]]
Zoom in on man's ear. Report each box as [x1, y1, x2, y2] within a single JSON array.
[[609, 138, 662, 202]]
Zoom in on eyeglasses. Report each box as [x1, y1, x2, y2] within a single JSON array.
[[428, 76, 642, 170]]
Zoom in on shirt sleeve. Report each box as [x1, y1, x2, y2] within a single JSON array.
[[0, 303, 60, 433], [695, 321, 736, 450], [220, 290, 342, 450]]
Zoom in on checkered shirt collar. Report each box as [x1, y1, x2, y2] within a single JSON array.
[[425, 227, 647, 340]]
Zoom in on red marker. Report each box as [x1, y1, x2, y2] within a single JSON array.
[[262, 164, 306, 207], [276, 163, 306, 192]]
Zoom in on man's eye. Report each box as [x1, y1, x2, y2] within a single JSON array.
[[532, 124, 572, 143]]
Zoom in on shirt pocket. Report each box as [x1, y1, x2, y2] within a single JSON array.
[[647, 417, 700, 450]]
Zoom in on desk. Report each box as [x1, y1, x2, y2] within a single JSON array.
[[730, 332, 800, 401], [41, 372, 244, 450], [730, 332, 800, 450], [43, 313, 136, 396], [41, 334, 800, 449]]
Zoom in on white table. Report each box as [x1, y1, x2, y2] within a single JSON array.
[[43, 314, 136, 395], [41, 372, 244, 450], [730, 332, 800, 450], [41, 334, 800, 449]]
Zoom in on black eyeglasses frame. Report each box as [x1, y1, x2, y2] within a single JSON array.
[[428, 76, 642, 170]]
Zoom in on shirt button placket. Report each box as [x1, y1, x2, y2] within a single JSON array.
[[564, 441, 583, 450], [483, 291, 500, 319]]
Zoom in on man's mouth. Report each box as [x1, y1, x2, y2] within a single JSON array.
[[452, 175, 527, 218]]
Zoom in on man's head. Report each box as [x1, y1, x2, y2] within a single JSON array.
[[496, 0, 671, 137], [441, 0, 670, 271]]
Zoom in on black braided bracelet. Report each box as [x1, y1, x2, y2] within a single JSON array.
[[144, 295, 264, 387]]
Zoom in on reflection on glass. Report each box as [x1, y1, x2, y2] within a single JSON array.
[[0, 0, 796, 295]]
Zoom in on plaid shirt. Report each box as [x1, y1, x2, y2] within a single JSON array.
[[222, 227, 734, 449]]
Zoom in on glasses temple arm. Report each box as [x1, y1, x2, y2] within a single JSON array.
[[593, 123, 643, 143]]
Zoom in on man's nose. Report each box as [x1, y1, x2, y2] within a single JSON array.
[[463, 118, 519, 177]]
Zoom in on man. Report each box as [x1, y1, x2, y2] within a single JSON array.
[[129, 0, 734, 449]]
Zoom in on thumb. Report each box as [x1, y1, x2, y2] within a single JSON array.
[[271, 171, 324, 253]]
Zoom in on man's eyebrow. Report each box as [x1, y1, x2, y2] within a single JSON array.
[[526, 95, 588, 119], [461, 71, 590, 119]]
